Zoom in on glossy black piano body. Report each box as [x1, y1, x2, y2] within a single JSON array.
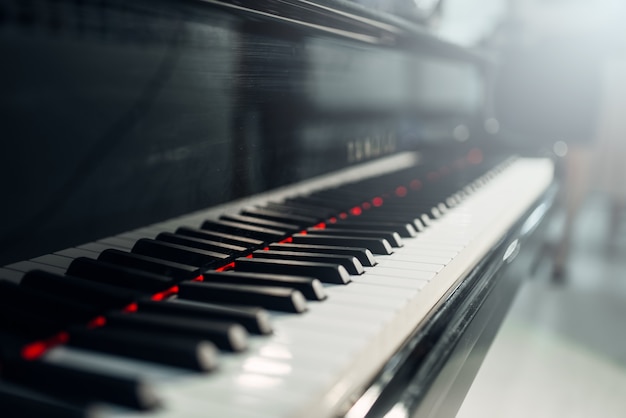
[[0, 0, 490, 266], [0, 1, 555, 417]]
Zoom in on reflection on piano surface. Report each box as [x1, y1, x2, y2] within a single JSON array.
[[0, 1, 555, 417]]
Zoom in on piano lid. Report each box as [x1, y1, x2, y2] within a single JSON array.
[[0, 0, 492, 265]]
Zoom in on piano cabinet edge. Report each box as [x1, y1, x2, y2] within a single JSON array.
[[343, 182, 559, 418]]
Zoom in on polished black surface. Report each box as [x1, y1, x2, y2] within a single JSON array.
[[0, 0, 487, 266]]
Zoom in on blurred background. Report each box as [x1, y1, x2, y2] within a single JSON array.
[[427, 1, 626, 416]]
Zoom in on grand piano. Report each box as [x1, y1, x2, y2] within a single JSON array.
[[0, 1, 556, 417]]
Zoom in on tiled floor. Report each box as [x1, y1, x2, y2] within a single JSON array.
[[456, 194, 626, 418]]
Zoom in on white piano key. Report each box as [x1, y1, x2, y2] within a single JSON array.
[[99, 236, 135, 250], [271, 318, 372, 351], [55, 247, 99, 259], [251, 341, 353, 370], [122, 230, 157, 241], [388, 252, 452, 265], [409, 236, 471, 246], [0, 267, 24, 283], [375, 259, 444, 272], [236, 355, 330, 381], [322, 288, 408, 311], [329, 282, 416, 301], [216, 330, 363, 378], [279, 296, 396, 338], [272, 314, 380, 341], [4, 260, 66, 275], [30, 254, 73, 269], [394, 246, 459, 258], [353, 273, 430, 290], [169, 371, 329, 417], [403, 240, 465, 251], [118, 396, 261, 418], [79, 241, 126, 253], [365, 266, 436, 280]]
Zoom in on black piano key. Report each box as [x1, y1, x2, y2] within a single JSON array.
[[104, 312, 248, 352], [0, 304, 63, 339], [234, 257, 350, 285], [284, 196, 342, 211], [331, 220, 417, 238], [68, 328, 218, 372], [0, 280, 98, 325], [365, 202, 440, 215], [432, 202, 450, 214], [291, 234, 393, 255], [423, 206, 444, 219], [21, 270, 142, 311], [175, 227, 264, 249], [178, 281, 307, 314], [201, 219, 287, 242], [156, 232, 247, 256], [131, 239, 231, 268], [240, 207, 317, 226], [251, 250, 364, 275], [263, 201, 332, 219], [0, 332, 28, 361], [306, 228, 403, 248], [392, 191, 451, 203], [268, 243, 377, 267], [2, 359, 160, 410], [445, 195, 462, 208], [410, 211, 434, 226], [350, 211, 425, 230], [309, 188, 363, 201], [68, 257, 174, 294], [219, 214, 301, 233], [97, 249, 201, 282], [0, 382, 98, 418], [202, 271, 326, 301], [299, 194, 366, 209], [372, 204, 442, 220], [136, 299, 273, 335]]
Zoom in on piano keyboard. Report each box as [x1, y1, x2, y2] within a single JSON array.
[[0, 152, 553, 418]]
